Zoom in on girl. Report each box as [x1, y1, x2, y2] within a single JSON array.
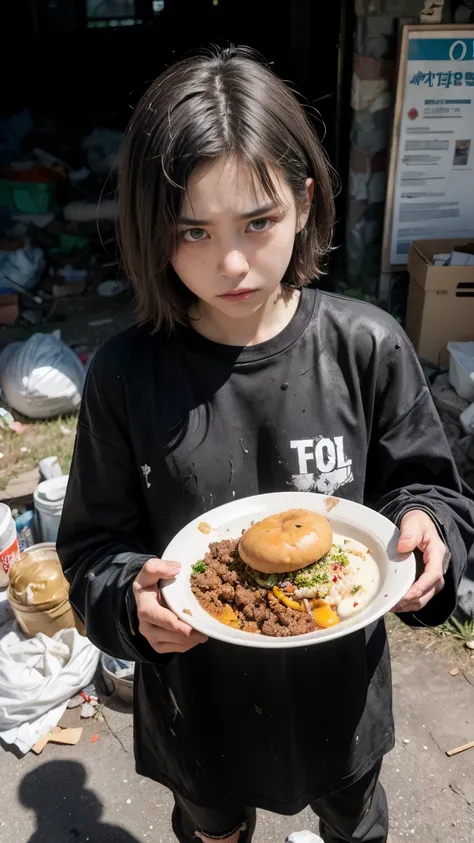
[[58, 47, 474, 843]]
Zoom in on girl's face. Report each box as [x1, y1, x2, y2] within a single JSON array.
[[171, 156, 312, 319]]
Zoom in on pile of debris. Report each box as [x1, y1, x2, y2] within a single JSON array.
[[0, 109, 128, 329], [430, 371, 474, 491], [428, 356, 474, 620]]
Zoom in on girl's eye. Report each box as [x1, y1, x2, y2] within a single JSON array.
[[182, 228, 208, 243], [247, 218, 273, 233]]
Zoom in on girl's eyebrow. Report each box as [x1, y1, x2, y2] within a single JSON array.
[[178, 203, 279, 226]]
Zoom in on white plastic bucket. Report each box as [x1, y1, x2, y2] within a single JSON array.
[[34, 475, 69, 543], [447, 341, 474, 401], [0, 503, 20, 589]]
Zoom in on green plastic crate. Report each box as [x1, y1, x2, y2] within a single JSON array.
[[0, 179, 55, 214]]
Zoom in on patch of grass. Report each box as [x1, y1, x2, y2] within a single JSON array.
[[0, 415, 77, 491], [435, 617, 474, 645]]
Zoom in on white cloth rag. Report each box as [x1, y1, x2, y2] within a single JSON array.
[[0, 605, 99, 754]]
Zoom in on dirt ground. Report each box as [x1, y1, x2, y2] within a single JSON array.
[[1, 620, 473, 843]]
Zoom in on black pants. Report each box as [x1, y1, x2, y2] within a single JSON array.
[[172, 762, 389, 842]]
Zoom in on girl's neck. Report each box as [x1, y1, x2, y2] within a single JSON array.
[[189, 285, 301, 347]]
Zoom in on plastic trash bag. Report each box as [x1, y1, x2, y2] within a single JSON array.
[[0, 332, 85, 419], [0, 242, 45, 294]]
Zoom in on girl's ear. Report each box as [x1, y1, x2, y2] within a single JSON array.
[[296, 178, 314, 233]]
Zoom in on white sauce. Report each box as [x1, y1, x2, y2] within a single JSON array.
[[332, 533, 381, 620]]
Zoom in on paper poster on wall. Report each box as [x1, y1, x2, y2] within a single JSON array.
[[383, 24, 474, 270]]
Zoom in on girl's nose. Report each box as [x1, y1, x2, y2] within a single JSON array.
[[220, 249, 249, 279]]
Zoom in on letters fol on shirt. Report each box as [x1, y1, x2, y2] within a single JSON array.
[[290, 436, 353, 495]]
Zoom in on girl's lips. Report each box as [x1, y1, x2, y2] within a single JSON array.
[[219, 289, 257, 302]]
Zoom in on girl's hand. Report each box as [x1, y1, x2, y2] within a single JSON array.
[[133, 558, 208, 654], [391, 510, 447, 614]]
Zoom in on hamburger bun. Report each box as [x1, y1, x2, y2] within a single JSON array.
[[239, 508, 333, 574]]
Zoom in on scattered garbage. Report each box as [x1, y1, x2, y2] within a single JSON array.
[[0, 502, 20, 588], [10, 421, 26, 434], [39, 455, 63, 481], [0, 408, 14, 429], [287, 833, 324, 843], [0, 163, 65, 215], [59, 234, 89, 253], [7, 541, 82, 638], [81, 682, 98, 699], [80, 702, 96, 719], [460, 402, 474, 436], [448, 342, 474, 402], [67, 694, 84, 710], [57, 266, 88, 282], [0, 619, 99, 754], [52, 279, 86, 298], [97, 279, 128, 297], [34, 475, 69, 543], [32, 726, 83, 755], [0, 332, 85, 419], [0, 241, 45, 294], [101, 654, 134, 705], [88, 318, 114, 327], [446, 739, 474, 757], [13, 509, 35, 552]]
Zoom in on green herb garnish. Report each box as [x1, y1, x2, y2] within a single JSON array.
[[330, 545, 350, 567], [351, 585, 362, 595], [192, 560, 208, 575]]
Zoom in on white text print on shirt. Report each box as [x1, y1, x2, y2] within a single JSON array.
[[290, 436, 354, 495]]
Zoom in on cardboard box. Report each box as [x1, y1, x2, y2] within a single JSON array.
[[406, 239, 474, 368]]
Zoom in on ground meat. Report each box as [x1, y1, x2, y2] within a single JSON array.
[[191, 538, 317, 637], [192, 568, 222, 593], [220, 583, 235, 602]]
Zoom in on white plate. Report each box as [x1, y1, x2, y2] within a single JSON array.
[[161, 492, 416, 649]]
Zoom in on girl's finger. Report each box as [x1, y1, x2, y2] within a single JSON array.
[[141, 623, 206, 647], [139, 598, 197, 637], [391, 566, 443, 612], [410, 537, 446, 595], [392, 586, 437, 614], [134, 558, 181, 589], [404, 564, 443, 601]]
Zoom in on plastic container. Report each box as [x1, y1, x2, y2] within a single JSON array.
[[7, 542, 85, 638], [101, 654, 134, 705], [14, 509, 36, 551], [34, 475, 69, 543], [460, 401, 474, 435], [447, 341, 474, 401], [0, 502, 20, 589], [0, 179, 54, 213]]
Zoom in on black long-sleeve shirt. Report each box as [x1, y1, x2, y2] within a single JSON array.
[[58, 288, 474, 813]]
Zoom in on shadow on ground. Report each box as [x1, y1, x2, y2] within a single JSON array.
[[19, 760, 141, 843]]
